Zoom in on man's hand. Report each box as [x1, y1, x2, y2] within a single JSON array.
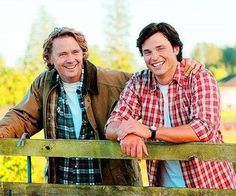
[[0, 133, 4, 138], [117, 118, 150, 141], [182, 58, 205, 76], [120, 134, 148, 160]]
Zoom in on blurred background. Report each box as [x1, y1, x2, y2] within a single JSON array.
[[0, 0, 235, 184]]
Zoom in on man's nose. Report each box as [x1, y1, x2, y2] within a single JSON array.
[[151, 51, 159, 60], [66, 54, 75, 63]]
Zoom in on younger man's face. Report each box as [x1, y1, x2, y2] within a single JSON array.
[[142, 32, 179, 84]]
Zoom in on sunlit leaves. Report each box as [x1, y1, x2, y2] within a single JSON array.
[[192, 43, 236, 80]]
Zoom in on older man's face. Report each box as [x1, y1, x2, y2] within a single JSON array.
[[49, 35, 83, 83]]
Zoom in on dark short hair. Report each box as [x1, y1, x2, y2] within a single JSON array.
[[43, 27, 88, 70], [136, 22, 183, 61]]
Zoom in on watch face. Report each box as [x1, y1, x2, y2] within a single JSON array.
[[150, 125, 156, 131]]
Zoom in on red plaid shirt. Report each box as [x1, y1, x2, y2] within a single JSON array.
[[107, 63, 236, 189]]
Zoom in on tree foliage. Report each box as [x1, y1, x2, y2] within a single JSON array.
[[222, 47, 236, 73], [0, 7, 56, 107], [88, 46, 108, 67], [0, 64, 30, 106], [0, 156, 27, 182], [0, 156, 45, 183], [192, 43, 236, 80], [0, 55, 5, 67], [103, 0, 135, 72], [19, 6, 55, 74]]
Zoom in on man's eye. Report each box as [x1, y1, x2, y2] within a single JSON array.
[[59, 53, 66, 57], [158, 47, 165, 51], [143, 51, 151, 56]]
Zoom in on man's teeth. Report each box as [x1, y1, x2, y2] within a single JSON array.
[[66, 65, 76, 69], [152, 62, 164, 67]]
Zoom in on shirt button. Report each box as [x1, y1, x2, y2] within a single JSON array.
[[57, 107, 60, 113], [75, 165, 78, 168]]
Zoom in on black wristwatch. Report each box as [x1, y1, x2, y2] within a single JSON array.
[[149, 125, 157, 140]]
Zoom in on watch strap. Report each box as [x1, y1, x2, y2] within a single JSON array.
[[149, 125, 157, 140], [151, 130, 156, 140]]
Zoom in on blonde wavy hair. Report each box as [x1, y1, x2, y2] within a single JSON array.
[[43, 27, 88, 70]]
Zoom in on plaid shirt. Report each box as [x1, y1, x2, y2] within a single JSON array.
[[56, 69, 102, 185], [107, 63, 236, 189]]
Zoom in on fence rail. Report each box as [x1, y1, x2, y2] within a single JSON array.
[[0, 139, 236, 161], [1, 182, 236, 196], [0, 139, 236, 195]]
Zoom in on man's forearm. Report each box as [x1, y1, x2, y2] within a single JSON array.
[[156, 124, 200, 143], [105, 121, 121, 140]]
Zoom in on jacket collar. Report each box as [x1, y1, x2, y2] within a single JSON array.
[[83, 60, 98, 95], [50, 60, 98, 96]]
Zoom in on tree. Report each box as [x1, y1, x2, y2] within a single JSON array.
[[0, 156, 27, 182], [192, 43, 222, 67], [0, 55, 5, 68], [0, 156, 45, 183], [20, 6, 55, 76], [191, 43, 227, 79], [0, 58, 10, 106], [88, 46, 108, 67], [103, 0, 135, 72], [222, 47, 236, 73]]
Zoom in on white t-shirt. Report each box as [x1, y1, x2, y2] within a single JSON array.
[[158, 84, 185, 187], [63, 81, 82, 139]]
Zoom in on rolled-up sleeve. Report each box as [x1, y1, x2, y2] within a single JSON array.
[[189, 70, 220, 142]]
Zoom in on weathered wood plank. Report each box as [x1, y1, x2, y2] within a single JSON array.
[[0, 182, 235, 196], [0, 139, 236, 161]]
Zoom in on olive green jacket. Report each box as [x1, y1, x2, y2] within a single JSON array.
[[0, 60, 142, 185]]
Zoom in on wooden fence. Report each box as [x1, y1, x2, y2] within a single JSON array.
[[0, 138, 236, 195]]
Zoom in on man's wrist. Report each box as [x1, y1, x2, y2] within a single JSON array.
[[149, 125, 157, 140]]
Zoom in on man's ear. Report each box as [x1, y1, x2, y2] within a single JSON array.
[[173, 46, 180, 55], [47, 55, 52, 64], [48, 56, 53, 65]]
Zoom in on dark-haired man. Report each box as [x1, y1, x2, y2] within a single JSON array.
[[106, 22, 236, 189]]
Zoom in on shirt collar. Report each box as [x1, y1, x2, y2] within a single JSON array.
[[57, 67, 85, 93], [53, 60, 98, 95], [149, 71, 158, 92], [172, 62, 185, 87], [148, 62, 185, 90]]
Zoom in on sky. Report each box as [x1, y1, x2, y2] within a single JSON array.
[[0, 0, 236, 67]]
